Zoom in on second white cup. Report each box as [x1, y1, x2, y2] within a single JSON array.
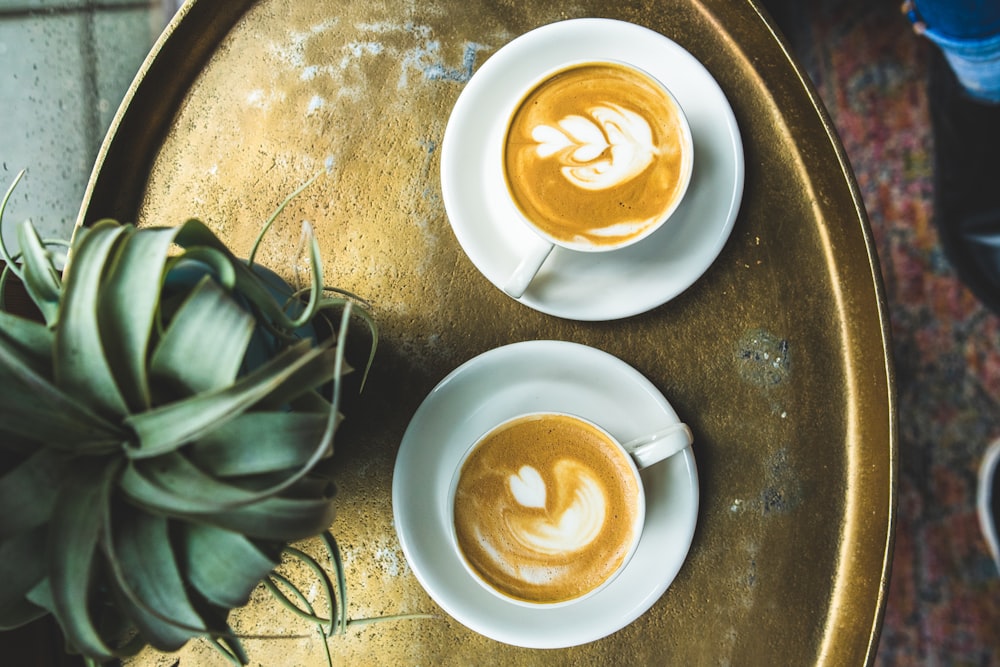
[[449, 411, 693, 606]]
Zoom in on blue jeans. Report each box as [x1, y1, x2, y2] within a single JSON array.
[[907, 0, 1000, 102]]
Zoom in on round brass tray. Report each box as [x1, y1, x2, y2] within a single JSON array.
[[79, 0, 896, 664]]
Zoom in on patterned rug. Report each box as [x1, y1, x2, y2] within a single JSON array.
[[766, 0, 1000, 664]]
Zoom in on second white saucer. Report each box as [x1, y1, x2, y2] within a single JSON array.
[[392, 340, 699, 648]]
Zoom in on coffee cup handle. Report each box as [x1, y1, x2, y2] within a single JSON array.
[[503, 237, 554, 299], [622, 423, 693, 470]]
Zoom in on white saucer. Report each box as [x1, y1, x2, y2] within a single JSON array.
[[440, 18, 745, 321], [392, 341, 699, 648]]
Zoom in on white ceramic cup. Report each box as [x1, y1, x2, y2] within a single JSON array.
[[448, 411, 693, 607], [500, 61, 695, 298]]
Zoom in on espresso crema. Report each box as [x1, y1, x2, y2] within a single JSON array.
[[453, 414, 641, 604], [503, 62, 692, 248]]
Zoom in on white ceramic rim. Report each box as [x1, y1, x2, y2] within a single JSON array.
[[392, 340, 699, 648], [440, 17, 745, 321]]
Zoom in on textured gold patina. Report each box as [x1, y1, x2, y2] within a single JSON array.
[[77, 1, 896, 665]]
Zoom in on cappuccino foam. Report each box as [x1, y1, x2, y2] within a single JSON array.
[[453, 414, 641, 604], [503, 62, 691, 248]]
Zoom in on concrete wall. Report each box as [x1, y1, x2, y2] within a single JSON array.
[[0, 0, 173, 251]]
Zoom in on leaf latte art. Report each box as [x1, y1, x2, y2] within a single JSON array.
[[453, 414, 641, 604], [531, 103, 658, 192]]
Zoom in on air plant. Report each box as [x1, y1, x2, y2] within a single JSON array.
[[0, 169, 382, 665]]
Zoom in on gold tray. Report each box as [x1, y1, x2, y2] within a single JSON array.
[[79, 0, 897, 664]]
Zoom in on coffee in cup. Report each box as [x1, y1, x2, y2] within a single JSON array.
[[500, 61, 694, 297], [450, 412, 692, 605]]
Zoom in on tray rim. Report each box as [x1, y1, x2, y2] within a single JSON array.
[[75, 1, 898, 664]]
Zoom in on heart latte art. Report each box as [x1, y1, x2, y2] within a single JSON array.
[[503, 62, 691, 248], [453, 414, 641, 604], [530, 103, 658, 193], [506, 461, 605, 554]]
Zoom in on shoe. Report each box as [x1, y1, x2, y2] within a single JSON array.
[[928, 48, 1000, 315], [979, 439, 1000, 574]]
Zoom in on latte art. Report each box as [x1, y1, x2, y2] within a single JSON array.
[[531, 103, 657, 192], [453, 414, 641, 604], [503, 62, 692, 248], [506, 461, 606, 555]]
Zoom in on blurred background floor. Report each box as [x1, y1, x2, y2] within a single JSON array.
[[765, 0, 1000, 664], [2, 0, 999, 664]]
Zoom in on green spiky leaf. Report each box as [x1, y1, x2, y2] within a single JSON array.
[[0, 526, 48, 625], [183, 524, 280, 609], [106, 509, 207, 651], [48, 459, 120, 661], [190, 412, 332, 477], [15, 220, 63, 325], [0, 448, 69, 538], [126, 340, 340, 460], [97, 224, 183, 411], [54, 221, 130, 419], [148, 275, 256, 396]]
